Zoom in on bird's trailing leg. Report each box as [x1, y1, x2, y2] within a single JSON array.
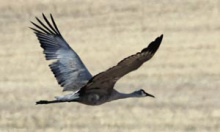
[[36, 93, 80, 105], [36, 100, 62, 105], [36, 99, 75, 105]]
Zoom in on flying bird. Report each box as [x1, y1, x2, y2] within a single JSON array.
[[30, 14, 163, 105]]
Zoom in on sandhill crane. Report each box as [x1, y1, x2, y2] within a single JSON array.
[[30, 14, 163, 105]]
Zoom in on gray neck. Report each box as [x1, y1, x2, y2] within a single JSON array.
[[108, 90, 142, 102]]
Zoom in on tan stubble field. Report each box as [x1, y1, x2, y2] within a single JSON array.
[[0, 0, 220, 132]]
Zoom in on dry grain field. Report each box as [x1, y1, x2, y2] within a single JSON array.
[[0, 0, 220, 132]]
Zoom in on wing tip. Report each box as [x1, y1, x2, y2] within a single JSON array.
[[141, 34, 164, 53], [30, 13, 61, 36], [158, 34, 163, 42]]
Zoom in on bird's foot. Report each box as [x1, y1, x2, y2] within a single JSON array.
[[36, 100, 49, 105]]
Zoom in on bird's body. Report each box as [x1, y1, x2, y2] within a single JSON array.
[[37, 89, 151, 105], [31, 14, 163, 106]]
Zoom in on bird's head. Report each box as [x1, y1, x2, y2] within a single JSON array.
[[135, 89, 155, 98]]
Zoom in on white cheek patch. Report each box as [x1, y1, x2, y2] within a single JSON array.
[[141, 91, 146, 96]]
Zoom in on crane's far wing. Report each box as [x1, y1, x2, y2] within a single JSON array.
[[83, 35, 163, 92], [30, 14, 92, 92]]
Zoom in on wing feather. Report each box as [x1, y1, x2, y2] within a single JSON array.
[[31, 14, 92, 92], [84, 35, 163, 91]]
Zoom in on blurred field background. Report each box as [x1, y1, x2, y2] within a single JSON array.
[[0, 0, 220, 132]]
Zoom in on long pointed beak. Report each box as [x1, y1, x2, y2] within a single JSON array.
[[146, 93, 155, 98]]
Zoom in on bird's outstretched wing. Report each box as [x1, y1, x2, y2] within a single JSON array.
[[82, 35, 163, 93], [30, 14, 92, 92]]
